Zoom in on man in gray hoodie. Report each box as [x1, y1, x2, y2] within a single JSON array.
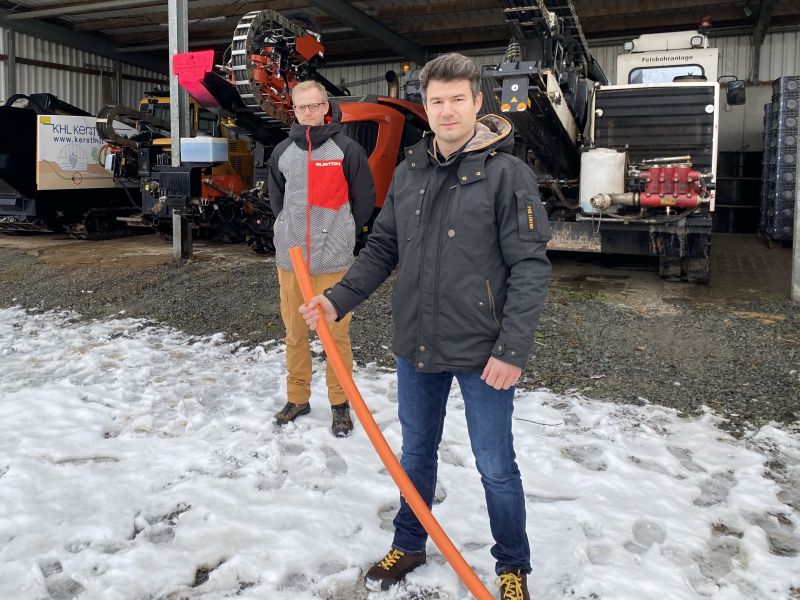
[[268, 80, 375, 437]]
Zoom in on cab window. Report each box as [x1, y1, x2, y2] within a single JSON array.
[[144, 103, 170, 123], [629, 65, 705, 84]]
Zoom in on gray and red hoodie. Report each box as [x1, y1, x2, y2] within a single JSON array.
[[267, 101, 375, 274]]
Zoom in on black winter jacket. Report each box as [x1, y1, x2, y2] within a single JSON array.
[[325, 114, 551, 372]]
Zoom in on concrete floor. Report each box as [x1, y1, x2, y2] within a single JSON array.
[[549, 233, 794, 307], [0, 232, 794, 307]]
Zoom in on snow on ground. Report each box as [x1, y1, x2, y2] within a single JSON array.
[[0, 306, 798, 600]]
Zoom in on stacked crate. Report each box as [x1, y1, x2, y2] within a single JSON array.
[[760, 76, 799, 241], [759, 102, 774, 233]]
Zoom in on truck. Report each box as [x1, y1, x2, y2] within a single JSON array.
[[483, 2, 745, 283]]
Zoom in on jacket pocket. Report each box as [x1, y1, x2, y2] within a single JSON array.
[[515, 190, 552, 242], [397, 194, 423, 255], [309, 159, 349, 211], [463, 281, 500, 337], [485, 280, 502, 330], [405, 206, 422, 241], [448, 185, 496, 248], [318, 211, 355, 262]]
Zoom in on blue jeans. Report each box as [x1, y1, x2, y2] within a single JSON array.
[[391, 356, 531, 574]]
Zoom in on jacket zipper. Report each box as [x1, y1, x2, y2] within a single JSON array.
[[432, 175, 446, 360], [486, 280, 501, 329], [305, 127, 312, 272], [431, 169, 456, 358], [417, 170, 439, 363]]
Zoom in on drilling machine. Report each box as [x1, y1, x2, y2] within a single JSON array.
[[101, 10, 428, 252], [483, 2, 745, 282]]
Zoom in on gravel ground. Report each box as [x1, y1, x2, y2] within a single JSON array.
[[1, 240, 798, 436]]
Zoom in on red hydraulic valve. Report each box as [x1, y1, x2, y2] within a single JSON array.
[[639, 164, 703, 207]]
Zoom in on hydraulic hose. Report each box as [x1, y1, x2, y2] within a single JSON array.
[[288, 246, 493, 600]]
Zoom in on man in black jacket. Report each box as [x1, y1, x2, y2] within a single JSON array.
[[300, 54, 550, 599], [269, 80, 375, 437]]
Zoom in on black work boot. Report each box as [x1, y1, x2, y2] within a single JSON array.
[[273, 401, 310, 425], [331, 402, 353, 437], [497, 568, 530, 600], [364, 548, 426, 591]]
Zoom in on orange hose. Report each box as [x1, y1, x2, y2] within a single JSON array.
[[289, 246, 493, 600]]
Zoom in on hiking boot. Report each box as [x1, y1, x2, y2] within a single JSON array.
[[364, 548, 426, 591], [497, 568, 530, 600], [331, 402, 353, 437], [273, 401, 310, 425]]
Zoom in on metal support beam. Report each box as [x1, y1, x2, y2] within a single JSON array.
[[172, 209, 193, 261], [307, 0, 427, 65], [753, 0, 778, 46], [752, 44, 761, 84], [0, 9, 166, 74], [752, 0, 778, 82], [117, 37, 231, 53], [168, 0, 192, 262], [6, 0, 160, 21], [168, 0, 190, 168], [5, 28, 16, 97], [793, 144, 800, 302]]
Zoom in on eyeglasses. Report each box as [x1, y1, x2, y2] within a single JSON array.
[[294, 102, 326, 113]]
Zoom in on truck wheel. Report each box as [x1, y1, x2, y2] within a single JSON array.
[[658, 256, 682, 280], [685, 257, 710, 284]]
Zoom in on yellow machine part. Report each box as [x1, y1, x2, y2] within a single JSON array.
[[223, 139, 254, 189], [138, 95, 254, 187]]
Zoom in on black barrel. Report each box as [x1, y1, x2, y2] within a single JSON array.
[[713, 151, 763, 233]]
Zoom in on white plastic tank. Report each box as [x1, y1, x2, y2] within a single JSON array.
[[180, 137, 228, 163], [579, 148, 626, 214]]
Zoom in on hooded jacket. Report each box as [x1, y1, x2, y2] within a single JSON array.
[[325, 114, 552, 372], [268, 101, 375, 274]]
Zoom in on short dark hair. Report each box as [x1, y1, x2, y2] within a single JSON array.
[[419, 53, 481, 103]]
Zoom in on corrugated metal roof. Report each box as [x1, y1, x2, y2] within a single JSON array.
[[4, 0, 72, 7], [3, 2, 800, 110], [4, 1, 798, 64], [321, 30, 800, 99]]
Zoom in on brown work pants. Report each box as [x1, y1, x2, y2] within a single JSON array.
[[277, 268, 353, 407]]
